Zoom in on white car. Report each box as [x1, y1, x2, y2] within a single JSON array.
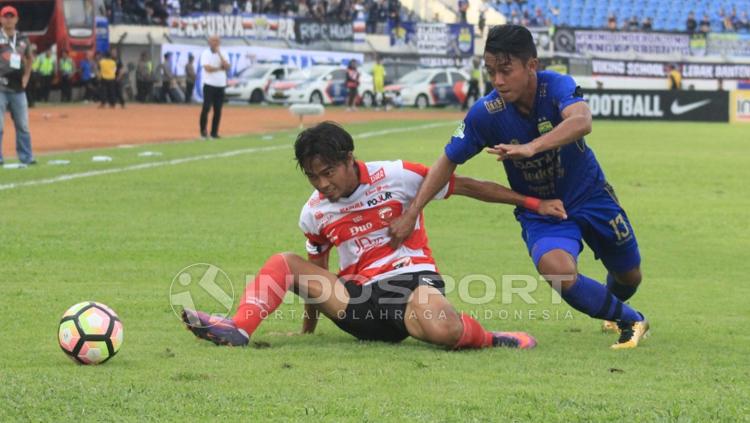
[[225, 64, 296, 103], [384, 68, 470, 108], [267, 65, 375, 106]]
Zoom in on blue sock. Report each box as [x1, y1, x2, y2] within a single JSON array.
[[606, 273, 638, 302], [561, 274, 643, 322]]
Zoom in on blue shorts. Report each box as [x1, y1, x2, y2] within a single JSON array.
[[518, 185, 641, 274]]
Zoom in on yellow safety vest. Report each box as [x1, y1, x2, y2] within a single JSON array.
[[60, 58, 74, 75], [39, 56, 55, 75]]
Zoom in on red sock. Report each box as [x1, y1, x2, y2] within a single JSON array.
[[232, 254, 292, 336], [453, 313, 493, 349]]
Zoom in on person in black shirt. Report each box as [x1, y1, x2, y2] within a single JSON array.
[[686, 11, 697, 33], [345, 59, 360, 111]]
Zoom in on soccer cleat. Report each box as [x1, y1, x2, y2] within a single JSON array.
[[491, 331, 537, 349], [602, 320, 620, 334], [181, 309, 249, 346], [611, 317, 650, 350]]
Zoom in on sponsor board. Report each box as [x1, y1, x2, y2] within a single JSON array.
[[730, 90, 750, 123], [583, 89, 729, 122]]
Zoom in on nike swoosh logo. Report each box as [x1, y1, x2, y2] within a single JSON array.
[[670, 99, 711, 115]]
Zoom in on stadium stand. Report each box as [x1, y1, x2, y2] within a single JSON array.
[[103, 0, 418, 31], [491, 0, 750, 33]]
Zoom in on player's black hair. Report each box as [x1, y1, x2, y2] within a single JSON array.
[[294, 121, 354, 170], [485, 24, 537, 64]]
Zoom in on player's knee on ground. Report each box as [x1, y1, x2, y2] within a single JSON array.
[[537, 249, 578, 291], [613, 267, 642, 287], [417, 307, 463, 347], [277, 252, 302, 267], [406, 294, 463, 346]]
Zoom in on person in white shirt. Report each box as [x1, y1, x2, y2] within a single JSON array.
[[199, 35, 229, 139]]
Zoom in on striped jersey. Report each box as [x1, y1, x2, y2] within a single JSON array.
[[299, 160, 455, 285]]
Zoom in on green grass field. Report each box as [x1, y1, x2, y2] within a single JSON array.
[[1, 116, 749, 421]]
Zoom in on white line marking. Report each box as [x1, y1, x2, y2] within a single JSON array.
[[0, 121, 455, 192]]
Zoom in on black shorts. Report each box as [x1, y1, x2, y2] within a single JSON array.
[[332, 271, 445, 343]]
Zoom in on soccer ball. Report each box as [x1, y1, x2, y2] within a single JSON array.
[[58, 301, 124, 365]]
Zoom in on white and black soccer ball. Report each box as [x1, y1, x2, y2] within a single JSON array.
[[58, 302, 124, 365]]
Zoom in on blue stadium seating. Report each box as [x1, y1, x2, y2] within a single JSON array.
[[491, 0, 749, 32]]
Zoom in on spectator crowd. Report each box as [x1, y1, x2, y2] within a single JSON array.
[[24, 47, 196, 107], [100, 0, 418, 33]]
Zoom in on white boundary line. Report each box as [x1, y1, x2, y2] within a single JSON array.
[[0, 121, 455, 192]]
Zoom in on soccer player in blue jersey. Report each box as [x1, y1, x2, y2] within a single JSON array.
[[389, 25, 649, 349]]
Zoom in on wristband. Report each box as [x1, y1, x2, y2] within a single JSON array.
[[523, 196, 541, 212]]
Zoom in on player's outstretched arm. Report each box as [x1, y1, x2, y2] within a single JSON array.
[[453, 176, 567, 219], [487, 102, 593, 160], [388, 153, 457, 248]]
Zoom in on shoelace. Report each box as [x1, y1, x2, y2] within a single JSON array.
[[617, 325, 634, 343]]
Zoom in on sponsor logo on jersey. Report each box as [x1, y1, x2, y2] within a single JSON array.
[[308, 196, 322, 207], [367, 191, 393, 207], [354, 236, 386, 254], [370, 167, 386, 183], [326, 228, 339, 244], [339, 201, 364, 213], [365, 184, 390, 196], [391, 257, 413, 269], [484, 97, 505, 113], [349, 222, 374, 236]]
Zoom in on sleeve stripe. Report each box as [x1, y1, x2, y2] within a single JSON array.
[[445, 173, 456, 199], [402, 161, 429, 177]]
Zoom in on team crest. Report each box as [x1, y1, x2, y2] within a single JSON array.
[[378, 206, 394, 221], [537, 119, 553, 134]]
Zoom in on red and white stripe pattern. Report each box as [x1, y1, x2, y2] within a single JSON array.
[[299, 160, 455, 285]]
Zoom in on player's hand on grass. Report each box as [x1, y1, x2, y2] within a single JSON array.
[[388, 208, 419, 248], [486, 143, 536, 161], [538, 199, 567, 220]]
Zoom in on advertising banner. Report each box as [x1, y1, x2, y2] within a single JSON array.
[[730, 90, 750, 123], [161, 43, 363, 101], [168, 13, 295, 40], [707, 33, 750, 57], [387, 20, 416, 46], [415, 22, 474, 57], [582, 89, 729, 122], [553, 28, 692, 55], [294, 18, 355, 43]]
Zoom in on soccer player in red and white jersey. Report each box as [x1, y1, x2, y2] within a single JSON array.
[[182, 122, 567, 349]]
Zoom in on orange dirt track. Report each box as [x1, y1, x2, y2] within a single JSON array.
[[1, 104, 464, 158]]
